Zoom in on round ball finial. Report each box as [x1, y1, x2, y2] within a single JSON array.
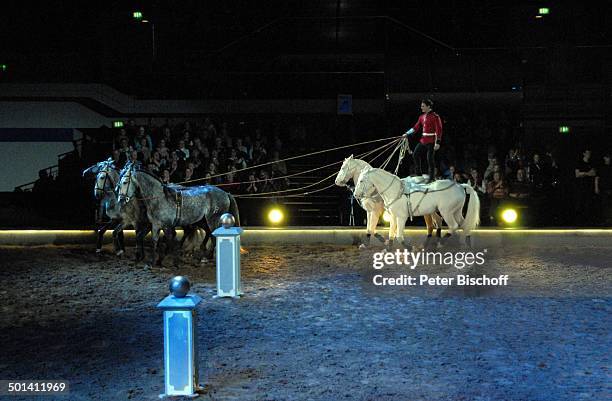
[[220, 213, 235, 228], [169, 276, 190, 298]]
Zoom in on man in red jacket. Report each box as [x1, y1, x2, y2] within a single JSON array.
[[403, 98, 443, 183]]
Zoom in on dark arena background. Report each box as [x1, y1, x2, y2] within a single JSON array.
[[0, 2, 610, 400]]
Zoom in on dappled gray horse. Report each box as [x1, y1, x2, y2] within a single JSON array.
[[117, 164, 240, 265], [83, 159, 150, 261]]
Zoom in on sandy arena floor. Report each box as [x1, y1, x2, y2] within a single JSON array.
[[0, 237, 610, 401]]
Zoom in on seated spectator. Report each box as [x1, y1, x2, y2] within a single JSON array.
[[156, 139, 170, 159], [135, 126, 153, 151], [258, 170, 274, 193], [252, 141, 267, 165], [244, 173, 259, 194], [184, 167, 194, 183], [151, 151, 166, 171], [147, 162, 160, 176], [486, 171, 509, 222], [169, 159, 181, 182], [469, 168, 486, 194], [136, 137, 151, 162], [33, 169, 53, 193], [176, 140, 190, 160], [509, 168, 531, 199], [161, 169, 171, 184], [528, 153, 547, 190], [223, 167, 241, 193]]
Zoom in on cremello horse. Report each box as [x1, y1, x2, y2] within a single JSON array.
[[354, 167, 480, 247], [335, 155, 443, 247]]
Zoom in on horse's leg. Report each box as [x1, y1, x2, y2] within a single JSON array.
[[135, 223, 148, 262], [112, 221, 125, 256], [423, 214, 434, 249], [395, 213, 408, 249], [96, 221, 110, 253], [441, 209, 459, 246], [150, 226, 162, 266], [361, 210, 373, 248]]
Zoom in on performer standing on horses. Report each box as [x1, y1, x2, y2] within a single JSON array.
[[403, 98, 443, 184]]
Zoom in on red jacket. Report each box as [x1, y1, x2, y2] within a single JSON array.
[[412, 112, 443, 145]]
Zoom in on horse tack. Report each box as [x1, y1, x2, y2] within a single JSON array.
[[173, 190, 183, 227]]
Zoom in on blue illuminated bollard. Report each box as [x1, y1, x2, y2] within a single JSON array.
[[212, 213, 243, 298], [157, 276, 202, 398]]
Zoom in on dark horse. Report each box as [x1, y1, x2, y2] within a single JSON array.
[[82, 159, 150, 261], [117, 164, 240, 265]]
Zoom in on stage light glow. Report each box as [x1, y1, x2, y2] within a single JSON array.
[[113, 121, 124, 128], [133, 11, 143, 20], [538, 8, 550, 15], [0, 64, 7, 72], [501, 209, 518, 224], [559, 125, 570, 134], [382, 211, 392, 223], [267, 208, 284, 224]]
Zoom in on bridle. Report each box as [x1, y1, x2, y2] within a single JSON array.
[[118, 168, 135, 204], [357, 170, 403, 208], [95, 168, 118, 198]]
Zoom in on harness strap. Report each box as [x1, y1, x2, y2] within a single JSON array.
[[173, 191, 183, 227]]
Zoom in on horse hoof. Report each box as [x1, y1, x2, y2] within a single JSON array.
[[240, 247, 249, 255], [95, 249, 102, 254], [358, 243, 367, 250], [116, 249, 124, 257]]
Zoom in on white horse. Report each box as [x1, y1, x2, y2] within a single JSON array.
[[335, 155, 443, 247], [354, 167, 480, 247]]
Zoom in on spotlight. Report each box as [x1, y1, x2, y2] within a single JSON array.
[[382, 211, 392, 223], [501, 208, 518, 224], [267, 208, 284, 224]]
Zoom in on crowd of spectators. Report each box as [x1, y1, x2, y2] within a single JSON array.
[[110, 118, 293, 194]]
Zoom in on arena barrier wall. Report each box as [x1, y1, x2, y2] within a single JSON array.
[[1, 228, 612, 248]]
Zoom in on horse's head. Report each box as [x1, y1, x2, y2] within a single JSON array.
[[117, 163, 138, 205], [354, 168, 373, 199], [85, 160, 118, 200], [335, 154, 355, 187]]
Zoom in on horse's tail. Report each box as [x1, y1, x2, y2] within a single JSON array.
[[228, 193, 241, 227], [182, 227, 206, 252], [461, 184, 480, 235]]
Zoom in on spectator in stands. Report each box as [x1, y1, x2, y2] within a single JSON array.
[[136, 137, 151, 162], [505, 147, 521, 176], [176, 140, 190, 160], [147, 162, 160, 175], [509, 168, 531, 199], [156, 139, 170, 159], [203, 117, 216, 136], [135, 126, 153, 151], [236, 138, 248, 158], [118, 138, 132, 161], [245, 173, 259, 194], [483, 155, 499, 180], [469, 168, 486, 194], [575, 149, 597, 225], [161, 169, 171, 184], [184, 167, 194, 183], [252, 140, 267, 166], [151, 151, 165, 171], [111, 149, 123, 169], [169, 159, 181, 182], [528, 153, 547, 191], [161, 127, 173, 149], [223, 166, 241, 193], [33, 169, 53, 193], [258, 170, 273, 193], [487, 171, 509, 219]]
